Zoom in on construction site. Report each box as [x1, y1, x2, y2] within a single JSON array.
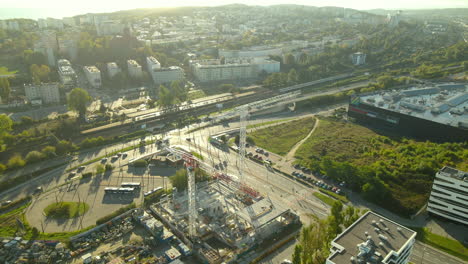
[[150, 171, 299, 263], [146, 95, 302, 263]]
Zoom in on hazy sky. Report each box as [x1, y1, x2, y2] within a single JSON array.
[[1, 0, 468, 19]]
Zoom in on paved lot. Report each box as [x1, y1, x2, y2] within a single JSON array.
[[25, 165, 172, 233]]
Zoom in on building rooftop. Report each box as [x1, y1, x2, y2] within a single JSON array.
[[84, 66, 100, 73], [356, 84, 468, 129], [154, 66, 183, 72], [128, 60, 141, 67], [328, 211, 416, 264], [107, 62, 119, 68], [147, 56, 160, 65], [438, 166, 468, 182], [59, 65, 75, 75]]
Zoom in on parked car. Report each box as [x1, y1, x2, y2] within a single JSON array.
[[264, 151, 269, 156], [294, 164, 301, 169], [78, 166, 86, 171]]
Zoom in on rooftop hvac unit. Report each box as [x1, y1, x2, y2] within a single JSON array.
[[375, 228, 380, 232], [379, 234, 388, 240]]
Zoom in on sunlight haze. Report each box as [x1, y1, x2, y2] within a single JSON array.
[[1, 0, 468, 19]]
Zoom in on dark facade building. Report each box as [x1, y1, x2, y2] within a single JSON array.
[[347, 84, 468, 141]]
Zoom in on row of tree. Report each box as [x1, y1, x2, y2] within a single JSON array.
[[292, 201, 363, 264]]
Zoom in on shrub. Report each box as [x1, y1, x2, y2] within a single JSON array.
[[132, 159, 148, 167], [0, 163, 6, 174], [82, 172, 93, 178], [95, 164, 105, 174], [41, 146, 56, 158], [7, 154, 26, 169], [105, 164, 113, 171], [25, 150, 46, 163], [56, 140, 77, 155]]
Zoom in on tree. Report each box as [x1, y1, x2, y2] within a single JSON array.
[[0, 114, 13, 136], [7, 154, 26, 169], [25, 150, 46, 163], [41, 146, 56, 158], [219, 83, 234, 92], [287, 68, 298, 84], [55, 140, 76, 155], [0, 78, 11, 102], [292, 244, 303, 264], [158, 85, 175, 110], [67, 88, 91, 119], [284, 53, 295, 65], [30, 64, 51, 84]]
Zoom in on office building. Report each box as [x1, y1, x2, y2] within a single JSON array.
[[57, 59, 76, 86], [24, 83, 61, 105], [427, 166, 468, 225], [150, 66, 184, 85], [352, 52, 366, 65], [326, 211, 417, 264], [127, 60, 143, 78], [83, 66, 101, 88], [62, 17, 76, 27], [348, 84, 468, 141], [107, 62, 121, 78], [190, 58, 279, 83]]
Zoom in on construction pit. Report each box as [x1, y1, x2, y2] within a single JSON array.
[[150, 173, 300, 264]]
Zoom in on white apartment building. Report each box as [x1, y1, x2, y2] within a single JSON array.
[[146, 56, 161, 71], [127, 60, 143, 78], [326, 211, 416, 264], [107, 62, 121, 78], [219, 47, 283, 58], [150, 66, 184, 85], [427, 166, 468, 225], [191, 58, 279, 82], [96, 20, 125, 36], [57, 59, 76, 86], [24, 83, 61, 105], [83, 66, 101, 88], [352, 52, 366, 65]]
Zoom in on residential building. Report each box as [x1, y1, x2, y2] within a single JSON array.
[[107, 62, 121, 78], [34, 30, 58, 66], [146, 56, 161, 71], [96, 20, 125, 36], [219, 46, 282, 58], [190, 57, 279, 82], [326, 211, 417, 264], [62, 17, 76, 27], [150, 66, 184, 85], [427, 166, 468, 225], [57, 59, 76, 86], [24, 83, 61, 105], [127, 60, 143, 78], [37, 18, 47, 29], [352, 52, 366, 65], [83, 66, 101, 88]]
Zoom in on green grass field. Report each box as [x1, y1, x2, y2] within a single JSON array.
[[249, 117, 316, 156], [294, 118, 467, 215], [44, 202, 89, 219], [313, 192, 335, 206], [411, 227, 468, 261], [247, 118, 294, 129]]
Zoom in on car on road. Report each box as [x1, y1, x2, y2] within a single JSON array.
[[1, 200, 12, 206], [281, 260, 292, 264], [34, 187, 43, 193], [111, 155, 119, 161], [185, 138, 191, 142], [122, 153, 128, 158], [101, 158, 108, 163], [264, 151, 269, 156], [293, 164, 301, 169], [78, 166, 86, 171]]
